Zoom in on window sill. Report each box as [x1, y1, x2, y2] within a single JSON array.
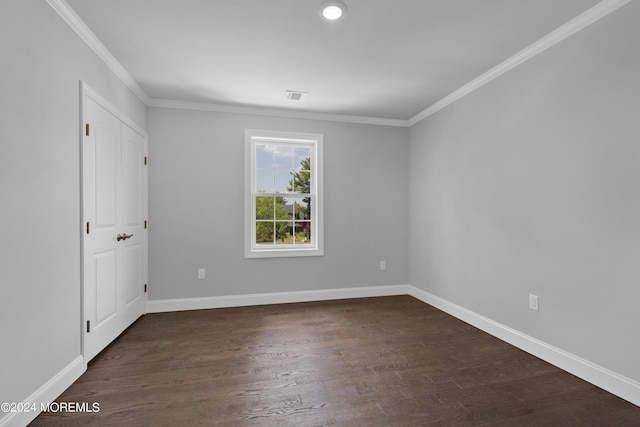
[[244, 247, 324, 259]]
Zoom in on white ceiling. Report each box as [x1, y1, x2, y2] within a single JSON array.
[[64, 0, 603, 122]]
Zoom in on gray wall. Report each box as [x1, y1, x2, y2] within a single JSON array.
[[147, 108, 409, 300], [408, 3, 640, 382], [0, 0, 146, 408], [2, 0, 638, 417]]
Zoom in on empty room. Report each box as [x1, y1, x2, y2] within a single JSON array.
[[1, 0, 639, 425]]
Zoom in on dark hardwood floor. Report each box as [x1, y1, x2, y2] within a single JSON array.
[[31, 296, 640, 426]]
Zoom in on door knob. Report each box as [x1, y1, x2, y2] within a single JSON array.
[[116, 233, 134, 241]]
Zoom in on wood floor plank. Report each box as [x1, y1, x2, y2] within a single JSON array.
[[30, 296, 640, 426]]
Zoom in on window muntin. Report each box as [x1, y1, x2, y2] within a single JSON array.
[[245, 130, 323, 258]]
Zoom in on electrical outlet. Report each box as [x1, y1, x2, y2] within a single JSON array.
[[529, 294, 539, 311], [379, 260, 386, 271], [198, 268, 206, 279]]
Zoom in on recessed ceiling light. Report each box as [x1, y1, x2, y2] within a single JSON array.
[[319, 0, 347, 21]]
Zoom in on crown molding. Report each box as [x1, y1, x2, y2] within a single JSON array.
[[147, 98, 410, 127], [45, 0, 406, 127], [407, 0, 632, 126], [48, 0, 629, 128], [46, 0, 149, 104]]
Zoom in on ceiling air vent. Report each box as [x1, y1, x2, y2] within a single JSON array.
[[286, 90, 308, 101]]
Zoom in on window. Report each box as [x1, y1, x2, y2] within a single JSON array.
[[245, 129, 324, 258]]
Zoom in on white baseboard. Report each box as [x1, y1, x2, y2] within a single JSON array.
[[407, 286, 640, 407], [0, 356, 86, 427], [147, 284, 639, 407], [11, 285, 635, 427], [146, 284, 410, 313]]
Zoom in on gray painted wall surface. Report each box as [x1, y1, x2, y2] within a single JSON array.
[[408, 3, 640, 382], [147, 108, 409, 300], [2, 0, 639, 416], [0, 0, 146, 407]]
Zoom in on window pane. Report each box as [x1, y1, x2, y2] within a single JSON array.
[[256, 222, 274, 244], [293, 221, 312, 244], [275, 221, 292, 243], [282, 197, 295, 220], [274, 170, 293, 193], [274, 196, 289, 220], [255, 196, 274, 220], [292, 197, 311, 220], [274, 146, 293, 170], [256, 145, 274, 169], [256, 169, 274, 193], [290, 170, 310, 193], [294, 148, 311, 170]]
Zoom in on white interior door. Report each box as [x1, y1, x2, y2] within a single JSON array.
[[119, 123, 146, 328], [82, 87, 147, 362]]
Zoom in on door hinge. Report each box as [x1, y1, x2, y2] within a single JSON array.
[[86, 320, 90, 333], [144, 156, 147, 166], [85, 123, 90, 136], [144, 284, 148, 293], [144, 220, 148, 229], [86, 222, 90, 234]]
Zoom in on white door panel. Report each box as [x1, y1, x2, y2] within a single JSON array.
[[94, 126, 119, 228], [82, 88, 147, 362], [122, 128, 144, 228], [122, 243, 142, 306], [94, 250, 117, 326]]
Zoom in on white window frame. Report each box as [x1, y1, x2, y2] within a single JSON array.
[[244, 129, 324, 258]]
